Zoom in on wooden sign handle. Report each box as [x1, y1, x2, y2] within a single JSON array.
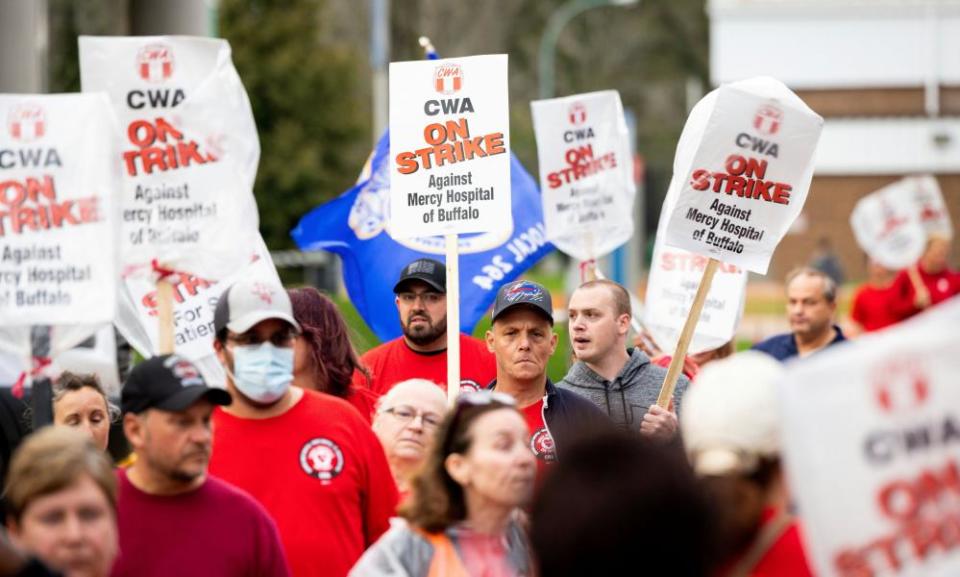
[[445, 233, 461, 406], [656, 258, 720, 408], [907, 265, 930, 309], [157, 279, 175, 355]]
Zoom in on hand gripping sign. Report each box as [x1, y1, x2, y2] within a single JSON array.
[[389, 54, 511, 402], [850, 177, 929, 270], [79, 36, 261, 282], [780, 297, 960, 577], [655, 77, 822, 406], [0, 93, 121, 385], [530, 90, 635, 262]]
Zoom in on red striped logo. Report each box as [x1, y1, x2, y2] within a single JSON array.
[[137, 44, 174, 83]]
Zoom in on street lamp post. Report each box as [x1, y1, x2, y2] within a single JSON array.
[[538, 0, 638, 100]]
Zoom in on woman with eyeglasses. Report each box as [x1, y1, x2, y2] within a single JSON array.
[[287, 287, 378, 422], [351, 391, 537, 577], [371, 379, 448, 499]]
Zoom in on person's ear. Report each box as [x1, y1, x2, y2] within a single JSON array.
[[548, 331, 558, 355], [123, 412, 146, 451], [445, 453, 471, 486], [486, 329, 496, 353]]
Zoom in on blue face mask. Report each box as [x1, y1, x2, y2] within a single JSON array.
[[228, 342, 294, 404]]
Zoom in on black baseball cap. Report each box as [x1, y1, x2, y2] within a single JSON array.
[[491, 280, 554, 325], [393, 258, 446, 293], [122, 355, 232, 415]]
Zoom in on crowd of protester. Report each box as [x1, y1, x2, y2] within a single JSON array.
[[1, 239, 958, 577]]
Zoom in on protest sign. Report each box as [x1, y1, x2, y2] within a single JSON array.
[[79, 36, 260, 281], [851, 178, 928, 270], [0, 93, 120, 375], [114, 236, 280, 387], [912, 175, 952, 240], [663, 77, 823, 275], [780, 297, 960, 577], [389, 54, 511, 401], [530, 90, 634, 262], [388, 54, 511, 240], [643, 242, 747, 356], [655, 77, 822, 408]]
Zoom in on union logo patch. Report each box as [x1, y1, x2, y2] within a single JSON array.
[[299, 438, 345, 482]]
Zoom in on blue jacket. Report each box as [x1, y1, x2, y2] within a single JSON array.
[[751, 325, 847, 361]]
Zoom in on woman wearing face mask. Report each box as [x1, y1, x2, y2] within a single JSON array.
[[351, 391, 537, 577], [287, 288, 377, 422], [4, 426, 118, 577], [51, 373, 119, 452]]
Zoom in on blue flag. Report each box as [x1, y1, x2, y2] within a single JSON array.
[[291, 131, 555, 342]]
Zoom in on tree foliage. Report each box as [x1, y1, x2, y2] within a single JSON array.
[[219, 0, 370, 250]]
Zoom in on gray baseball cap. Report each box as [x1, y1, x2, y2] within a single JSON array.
[[213, 277, 301, 335]]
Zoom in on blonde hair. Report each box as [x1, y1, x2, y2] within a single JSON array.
[[4, 426, 117, 523]]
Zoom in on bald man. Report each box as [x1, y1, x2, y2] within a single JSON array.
[[371, 379, 447, 495]]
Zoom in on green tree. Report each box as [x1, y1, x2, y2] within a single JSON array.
[[220, 0, 370, 250]]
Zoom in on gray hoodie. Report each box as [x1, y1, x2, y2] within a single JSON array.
[[557, 348, 689, 430]]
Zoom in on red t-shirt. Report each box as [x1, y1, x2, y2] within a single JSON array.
[[112, 470, 290, 577], [746, 508, 814, 577], [889, 266, 960, 321], [356, 333, 497, 398], [520, 398, 556, 488], [850, 283, 900, 332], [209, 390, 399, 577]]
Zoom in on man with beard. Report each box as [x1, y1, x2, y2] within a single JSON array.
[[113, 355, 291, 576], [358, 258, 496, 397], [753, 267, 846, 361]]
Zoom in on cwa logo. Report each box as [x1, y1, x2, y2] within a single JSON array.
[[137, 44, 174, 83], [753, 104, 782, 136], [7, 104, 46, 142], [434, 63, 463, 95], [568, 102, 587, 125], [872, 360, 929, 414]]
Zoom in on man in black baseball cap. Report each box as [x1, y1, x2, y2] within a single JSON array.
[[358, 258, 497, 397], [115, 354, 292, 576], [486, 280, 609, 482]]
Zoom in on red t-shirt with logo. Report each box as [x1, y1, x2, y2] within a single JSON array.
[[356, 333, 497, 399], [210, 390, 398, 577], [520, 398, 556, 487]]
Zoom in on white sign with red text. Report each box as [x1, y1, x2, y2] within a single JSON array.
[[389, 55, 511, 239], [0, 93, 119, 331], [663, 77, 823, 274], [643, 240, 747, 355], [780, 298, 960, 577], [113, 236, 279, 386], [912, 175, 952, 240], [79, 36, 261, 280], [530, 90, 634, 261], [850, 177, 929, 270]]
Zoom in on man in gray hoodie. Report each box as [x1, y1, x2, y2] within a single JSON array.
[[557, 280, 687, 439]]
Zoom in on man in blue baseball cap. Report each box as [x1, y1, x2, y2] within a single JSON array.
[[486, 280, 611, 485]]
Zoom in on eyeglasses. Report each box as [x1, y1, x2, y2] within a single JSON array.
[[440, 390, 517, 454], [226, 328, 299, 348], [397, 291, 444, 306], [382, 405, 444, 430]]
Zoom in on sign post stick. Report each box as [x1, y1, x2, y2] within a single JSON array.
[[29, 325, 54, 428], [445, 233, 461, 406], [656, 258, 720, 407], [907, 264, 931, 308], [157, 279, 175, 355]]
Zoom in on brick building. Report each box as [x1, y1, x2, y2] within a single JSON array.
[[710, 0, 960, 282]]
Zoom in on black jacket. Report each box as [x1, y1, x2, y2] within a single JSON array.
[[488, 378, 612, 460]]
